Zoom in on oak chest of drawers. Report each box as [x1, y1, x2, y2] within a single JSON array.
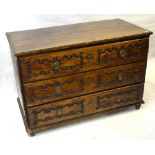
[[6, 19, 153, 136]]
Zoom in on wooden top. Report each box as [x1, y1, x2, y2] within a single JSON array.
[[6, 18, 153, 56]]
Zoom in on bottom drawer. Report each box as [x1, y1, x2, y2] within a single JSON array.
[[28, 83, 144, 128]]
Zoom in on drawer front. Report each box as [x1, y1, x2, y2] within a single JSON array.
[[24, 61, 146, 107], [28, 83, 144, 128], [20, 38, 148, 83]]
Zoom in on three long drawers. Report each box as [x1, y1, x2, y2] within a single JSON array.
[[6, 19, 152, 136], [21, 39, 148, 130]]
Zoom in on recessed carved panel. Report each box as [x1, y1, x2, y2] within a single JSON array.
[[29, 100, 84, 128], [25, 78, 84, 106], [96, 87, 140, 110], [23, 52, 84, 82], [97, 42, 147, 65], [96, 62, 145, 88]]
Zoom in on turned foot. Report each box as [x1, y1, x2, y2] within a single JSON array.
[[29, 132, 35, 137], [135, 104, 141, 110]]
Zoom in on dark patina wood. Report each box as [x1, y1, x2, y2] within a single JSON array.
[[28, 83, 144, 129], [6, 19, 152, 56], [24, 61, 146, 107], [20, 38, 148, 83], [6, 19, 153, 136]]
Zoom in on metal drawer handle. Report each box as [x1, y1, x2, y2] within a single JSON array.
[[87, 78, 94, 85], [120, 49, 127, 58], [87, 53, 94, 60], [56, 108, 63, 117], [118, 73, 123, 81], [55, 85, 61, 94], [53, 61, 60, 70]]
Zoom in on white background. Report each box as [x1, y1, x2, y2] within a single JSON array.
[[0, 1, 155, 155]]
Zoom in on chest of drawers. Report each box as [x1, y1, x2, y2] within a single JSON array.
[[6, 19, 153, 136]]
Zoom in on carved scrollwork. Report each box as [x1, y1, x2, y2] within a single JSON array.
[[97, 43, 147, 64], [96, 87, 140, 109], [96, 65, 144, 88], [23, 41, 147, 82], [27, 62, 144, 105], [25, 52, 84, 80], [31, 100, 84, 126], [29, 78, 84, 103]]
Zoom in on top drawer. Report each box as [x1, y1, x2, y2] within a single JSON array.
[[20, 38, 149, 83]]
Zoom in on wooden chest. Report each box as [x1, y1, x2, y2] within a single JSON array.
[[6, 19, 153, 136]]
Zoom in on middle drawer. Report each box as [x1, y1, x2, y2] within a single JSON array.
[[24, 61, 146, 107]]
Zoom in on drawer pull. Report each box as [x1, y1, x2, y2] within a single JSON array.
[[53, 61, 60, 70], [55, 85, 61, 95], [118, 73, 123, 81], [87, 53, 94, 60], [56, 108, 63, 117], [87, 78, 94, 85], [119, 49, 127, 58]]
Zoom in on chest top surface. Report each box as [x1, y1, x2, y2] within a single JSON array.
[[6, 18, 152, 56]]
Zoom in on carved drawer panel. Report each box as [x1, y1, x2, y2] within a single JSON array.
[[28, 83, 144, 128], [24, 61, 146, 107], [20, 38, 148, 83]]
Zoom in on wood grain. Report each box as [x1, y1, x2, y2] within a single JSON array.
[[6, 18, 152, 136], [6, 19, 152, 56], [20, 38, 149, 83], [27, 83, 144, 128], [24, 61, 146, 107]]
